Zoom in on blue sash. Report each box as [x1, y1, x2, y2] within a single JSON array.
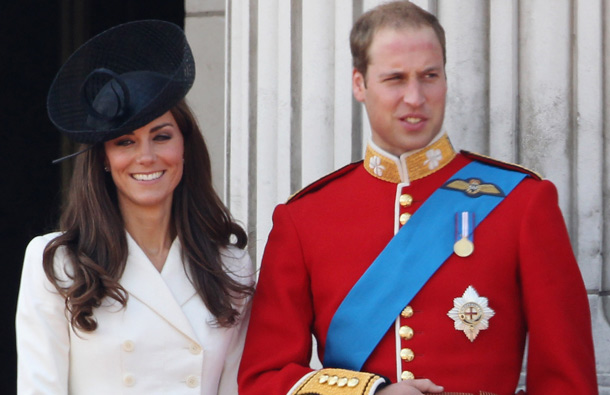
[[323, 161, 528, 371]]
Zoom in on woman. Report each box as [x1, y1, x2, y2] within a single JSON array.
[[15, 20, 254, 394]]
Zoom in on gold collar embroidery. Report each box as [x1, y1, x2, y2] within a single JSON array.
[[364, 134, 456, 184]]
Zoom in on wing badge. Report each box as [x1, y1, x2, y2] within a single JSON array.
[[442, 178, 505, 198]]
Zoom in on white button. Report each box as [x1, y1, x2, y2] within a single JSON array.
[[186, 375, 200, 388], [188, 343, 202, 355], [123, 373, 135, 386], [122, 340, 135, 352]]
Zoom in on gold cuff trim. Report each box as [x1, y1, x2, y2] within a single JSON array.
[[433, 392, 499, 395], [291, 368, 387, 395], [364, 134, 456, 184]]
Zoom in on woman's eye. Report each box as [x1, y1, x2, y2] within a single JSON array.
[[116, 139, 133, 147], [154, 134, 171, 141]]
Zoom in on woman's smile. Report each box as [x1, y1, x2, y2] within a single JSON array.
[[131, 170, 165, 181]]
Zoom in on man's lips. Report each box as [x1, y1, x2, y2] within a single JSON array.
[[400, 115, 426, 124]]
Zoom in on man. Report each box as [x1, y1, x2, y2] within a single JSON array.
[[238, 2, 598, 394]]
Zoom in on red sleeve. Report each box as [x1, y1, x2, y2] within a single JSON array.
[[238, 204, 315, 394], [519, 181, 598, 394]]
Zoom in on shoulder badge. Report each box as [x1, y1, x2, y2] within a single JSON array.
[[461, 150, 542, 180], [287, 161, 362, 203]]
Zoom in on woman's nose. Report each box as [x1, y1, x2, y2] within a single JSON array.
[[136, 141, 155, 164]]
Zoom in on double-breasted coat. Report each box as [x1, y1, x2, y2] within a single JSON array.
[[238, 135, 597, 395], [16, 232, 253, 394]]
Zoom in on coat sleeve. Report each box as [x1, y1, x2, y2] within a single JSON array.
[[238, 204, 317, 394], [15, 235, 71, 395], [518, 181, 598, 394], [237, 205, 387, 395]]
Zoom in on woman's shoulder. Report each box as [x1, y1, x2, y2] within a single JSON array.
[[25, 232, 63, 254], [24, 232, 73, 282]]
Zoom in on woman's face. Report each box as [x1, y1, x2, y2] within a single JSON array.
[[104, 111, 184, 213]]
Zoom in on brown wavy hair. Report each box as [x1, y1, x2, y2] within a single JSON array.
[[350, 1, 446, 78], [43, 100, 253, 332]]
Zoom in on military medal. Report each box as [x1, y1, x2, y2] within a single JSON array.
[[454, 211, 474, 257], [454, 238, 473, 257], [447, 285, 495, 342]]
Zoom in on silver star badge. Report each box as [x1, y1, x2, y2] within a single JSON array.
[[447, 285, 495, 342]]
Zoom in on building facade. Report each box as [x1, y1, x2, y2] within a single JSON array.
[[184, 0, 610, 391]]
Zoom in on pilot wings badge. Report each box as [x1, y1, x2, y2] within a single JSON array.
[[442, 178, 504, 198], [447, 286, 495, 342]]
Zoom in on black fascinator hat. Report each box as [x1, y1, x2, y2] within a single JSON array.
[[47, 20, 195, 162]]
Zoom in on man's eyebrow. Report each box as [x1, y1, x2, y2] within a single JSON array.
[[379, 70, 405, 78], [422, 65, 443, 73], [378, 65, 442, 79]]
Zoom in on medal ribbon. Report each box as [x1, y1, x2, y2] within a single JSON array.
[[323, 161, 528, 371], [460, 211, 471, 239]]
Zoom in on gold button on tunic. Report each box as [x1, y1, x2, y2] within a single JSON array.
[[399, 194, 413, 207], [401, 306, 414, 318], [401, 371, 415, 381], [399, 325, 414, 340], [400, 348, 414, 361]]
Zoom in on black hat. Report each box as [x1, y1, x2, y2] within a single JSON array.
[[47, 20, 195, 161]]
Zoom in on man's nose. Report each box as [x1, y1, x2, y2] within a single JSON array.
[[403, 80, 425, 107]]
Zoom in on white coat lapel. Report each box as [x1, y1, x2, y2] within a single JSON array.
[[120, 233, 199, 342], [160, 241, 199, 307]]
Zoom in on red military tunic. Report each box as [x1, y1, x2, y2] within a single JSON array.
[[238, 135, 597, 395]]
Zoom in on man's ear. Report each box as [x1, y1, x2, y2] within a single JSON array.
[[352, 68, 366, 103]]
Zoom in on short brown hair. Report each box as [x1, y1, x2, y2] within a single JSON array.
[[350, 1, 446, 77]]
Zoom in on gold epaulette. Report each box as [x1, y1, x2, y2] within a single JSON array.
[[461, 151, 543, 180], [291, 368, 388, 395], [287, 162, 362, 204]]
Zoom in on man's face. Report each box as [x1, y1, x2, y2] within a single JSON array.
[[353, 26, 447, 156]]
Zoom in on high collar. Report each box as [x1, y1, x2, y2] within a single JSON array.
[[363, 133, 456, 184]]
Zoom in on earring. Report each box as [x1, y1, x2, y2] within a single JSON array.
[[104, 166, 110, 172]]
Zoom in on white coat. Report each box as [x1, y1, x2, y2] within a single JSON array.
[[16, 232, 254, 395]]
